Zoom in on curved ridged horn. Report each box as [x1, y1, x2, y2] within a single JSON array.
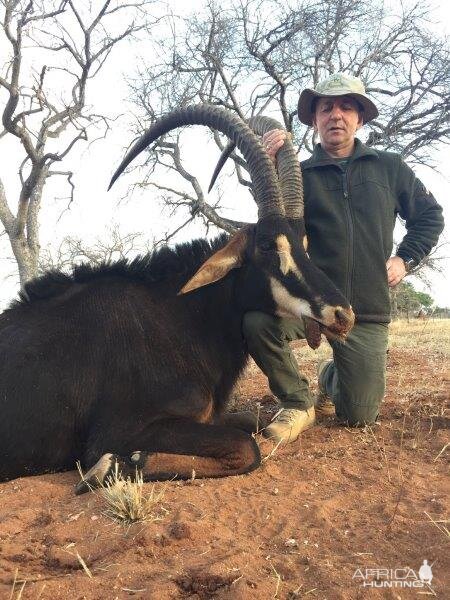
[[208, 143, 235, 193], [208, 116, 304, 219], [109, 104, 284, 220]]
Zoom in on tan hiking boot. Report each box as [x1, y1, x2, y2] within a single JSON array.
[[263, 407, 316, 445], [315, 358, 335, 416]]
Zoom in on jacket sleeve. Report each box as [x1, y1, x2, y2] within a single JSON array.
[[395, 159, 445, 264]]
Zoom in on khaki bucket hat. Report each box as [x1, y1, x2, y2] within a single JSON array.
[[297, 73, 379, 126]]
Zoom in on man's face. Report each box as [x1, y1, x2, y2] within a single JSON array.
[[312, 96, 363, 153]]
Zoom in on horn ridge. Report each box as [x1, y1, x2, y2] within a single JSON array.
[[248, 116, 304, 219], [108, 104, 284, 220], [207, 115, 304, 219]]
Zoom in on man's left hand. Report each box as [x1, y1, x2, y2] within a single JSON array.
[[262, 129, 288, 163], [386, 256, 407, 287]]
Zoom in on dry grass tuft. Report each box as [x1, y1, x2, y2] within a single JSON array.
[[269, 561, 282, 598], [388, 318, 450, 357], [100, 463, 167, 525], [9, 569, 26, 600], [74, 551, 93, 578], [77, 461, 168, 525], [424, 511, 450, 539], [260, 437, 284, 463]]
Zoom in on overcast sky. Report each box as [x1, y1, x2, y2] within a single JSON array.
[[0, 0, 448, 310]]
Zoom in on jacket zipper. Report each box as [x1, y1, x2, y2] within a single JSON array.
[[341, 166, 354, 301]]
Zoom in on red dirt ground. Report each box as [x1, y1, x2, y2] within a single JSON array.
[[1, 326, 448, 599]]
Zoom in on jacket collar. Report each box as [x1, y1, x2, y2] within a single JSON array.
[[303, 138, 378, 168]]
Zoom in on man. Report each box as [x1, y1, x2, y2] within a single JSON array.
[[242, 73, 444, 444]]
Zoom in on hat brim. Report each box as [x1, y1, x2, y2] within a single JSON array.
[[297, 89, 379, 126]]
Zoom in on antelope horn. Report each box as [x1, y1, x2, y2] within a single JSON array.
[[208, 116, 304, 218], [109, 104, 285, 220]]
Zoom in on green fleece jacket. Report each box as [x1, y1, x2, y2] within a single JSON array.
[[301, 140, 444, 322]]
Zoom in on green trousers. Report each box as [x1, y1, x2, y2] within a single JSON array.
[[242, 312, 389, 426]]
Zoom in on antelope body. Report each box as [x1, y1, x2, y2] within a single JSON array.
[[0, 105, 354, 493]]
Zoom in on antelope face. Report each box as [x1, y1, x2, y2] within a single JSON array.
[[237, 217, 355, 341], [112, 105, 354, 344]]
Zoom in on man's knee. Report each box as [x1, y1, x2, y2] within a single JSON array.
[[338, 401, 380, 427], [242, 311, 279, 343]]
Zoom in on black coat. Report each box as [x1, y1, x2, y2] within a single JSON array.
[[301, 140, 444, 322]]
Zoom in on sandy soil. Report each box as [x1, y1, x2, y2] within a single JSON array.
[[1, 320, 448, 599]]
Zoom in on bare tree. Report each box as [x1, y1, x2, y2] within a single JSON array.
[[0, 0, 157, 287], [405, 242, 449, 287], [127, 0, 449, 240], [38, 224, 151, 272]]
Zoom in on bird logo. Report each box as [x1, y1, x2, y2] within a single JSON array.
[[418, 560, 433, 585]]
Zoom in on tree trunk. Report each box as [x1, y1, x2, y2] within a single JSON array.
[[0, 169, 44, 289], [390, 288, 398, 320], [9, 234, 39, 288]]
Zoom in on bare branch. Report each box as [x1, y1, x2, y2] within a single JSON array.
[[126, 0, 448, 243], [43, 129, 88, 163], [0, 0, 156, 286], [22, 1, 68, 25], [0, 176, 15, 233]]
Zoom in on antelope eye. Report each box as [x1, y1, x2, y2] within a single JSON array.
[[258, 240, 275, 252]]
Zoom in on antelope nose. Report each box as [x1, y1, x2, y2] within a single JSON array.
[[335, 307, 355, 328]]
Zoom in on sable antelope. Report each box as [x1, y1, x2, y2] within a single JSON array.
[[0, 105, 354, 493]]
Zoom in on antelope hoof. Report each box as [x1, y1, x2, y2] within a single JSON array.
[[222, 410, 262, 434], [75, 453, 115, 495]]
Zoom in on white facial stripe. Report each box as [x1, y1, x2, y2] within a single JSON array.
[[276, 234, 303, 278], [279, 251, 296, 276], [276, 234, 291, 254], [270, 277, 313, 319], [271, 279, 349, 327]]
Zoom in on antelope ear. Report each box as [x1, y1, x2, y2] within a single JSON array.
[[179, 229, 249, 294]]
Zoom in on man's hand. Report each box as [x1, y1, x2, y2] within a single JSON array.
[[262, 129, 288, 163], [386, 256, 407, 287]]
